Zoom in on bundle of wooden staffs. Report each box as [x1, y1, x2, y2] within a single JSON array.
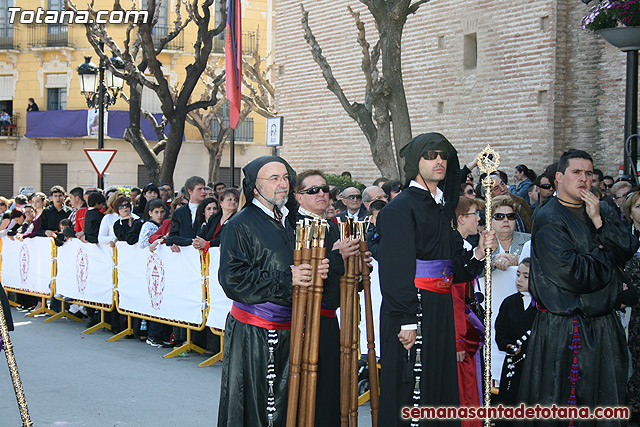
[[338, 218, 379, 427], [287, 219, 328, 427], [0, 289, 33, 426]]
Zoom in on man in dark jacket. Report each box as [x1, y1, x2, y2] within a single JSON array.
[[37, 185, 71, 237], [165, 176, 206, 250]]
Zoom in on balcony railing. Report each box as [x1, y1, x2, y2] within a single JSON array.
[[151, 25, 184, 51], [0, 26, 17, 49], [213, 30, 258, 55], [28, 24, 73, 48], [211, 117, 254, 142]]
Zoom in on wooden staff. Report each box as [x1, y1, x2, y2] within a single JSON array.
[[358, 220, 379, 426], [298, 221, 319, 426], [477, 145, 500, 427], [287, 221, 310, 427], [0, 290, 33, 426], [338, 220, 350, 427], [304, 221, 327, 426], [349, 221, 359, 427]]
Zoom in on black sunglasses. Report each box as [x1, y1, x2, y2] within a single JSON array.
[[493, 212, 517, 221], [465, 189, 475, 195], [422, 150, 448, 161], [391, 185, 403, 192], [118, 203, 131, 209], [298, 185, 330, 195], [538, 183, 552, 190], [604, 183, 614, 189], [345, 194, 362, 200]]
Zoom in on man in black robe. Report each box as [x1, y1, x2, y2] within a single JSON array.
[[217, 156, 329, 427], [519, 149, 638, 426], [377, 133, 496, 426]]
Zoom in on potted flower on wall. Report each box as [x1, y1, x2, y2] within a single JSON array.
[[582, 0, 640, 51]]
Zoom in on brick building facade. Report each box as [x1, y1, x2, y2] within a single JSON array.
[[275, 0, 631, 185]]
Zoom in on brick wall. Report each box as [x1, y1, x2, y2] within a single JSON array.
[[275, 0, 632, 185]]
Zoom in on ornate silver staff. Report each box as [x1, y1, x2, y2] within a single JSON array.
[[0, 289, 33, 426], [477, 145, 500, 427]]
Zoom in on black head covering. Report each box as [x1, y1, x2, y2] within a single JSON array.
[[242, 156, 298, 223], [399, 132, 461, 216]]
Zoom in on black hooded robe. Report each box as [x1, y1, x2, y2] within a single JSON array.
[[377, 187, 482, 426], [518, 198, 638, 426], [217, 204, 295, 427]]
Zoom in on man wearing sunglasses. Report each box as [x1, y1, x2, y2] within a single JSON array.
[[294, 169, 369, 426], [336, 187, 367, 221], [376, 133, 497, 426], [519, 149, 638, 417]]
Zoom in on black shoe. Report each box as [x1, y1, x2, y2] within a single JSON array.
[[146, 336, 165, 348]]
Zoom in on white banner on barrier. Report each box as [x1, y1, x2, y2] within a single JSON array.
[[1, 236, 53, 295], [116, 243, 205, 325], [205, 248, 233, 330], [56, 239, 114, 305]]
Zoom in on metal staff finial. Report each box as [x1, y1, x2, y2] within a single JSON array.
[[477, 144, 500, 427]]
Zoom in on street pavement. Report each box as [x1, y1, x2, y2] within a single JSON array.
[[0, 306, 372, 426]]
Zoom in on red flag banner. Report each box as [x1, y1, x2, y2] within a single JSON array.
[[225, 0, 242, 129]]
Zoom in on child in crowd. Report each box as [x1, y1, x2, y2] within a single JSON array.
[[112, 196, 142, 245], [495, 257, 536, 407], [139, 198, 166, 250], [83, 192, 106, 244], [137, 198, 171, 348], [54, 218, 75, 247]]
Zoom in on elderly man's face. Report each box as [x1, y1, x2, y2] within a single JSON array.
[[342, 187, 362, 212], [363, 186, 387, 210], [255, 162, 290, 209], [296, 175, 329, 215]]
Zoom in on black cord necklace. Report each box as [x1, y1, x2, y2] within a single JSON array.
[[557, 197, 583, 207]]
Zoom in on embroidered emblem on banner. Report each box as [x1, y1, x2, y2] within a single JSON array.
[[76, 248, 89, 294], [19, 244, 29, 285], [146, 253, 165, 310]]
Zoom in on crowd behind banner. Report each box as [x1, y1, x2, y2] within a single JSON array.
[[1, 156, 640, 421], [0, 234, 382, 357]]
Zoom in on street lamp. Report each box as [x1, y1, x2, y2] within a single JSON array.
[[76, 41, 125, 189]]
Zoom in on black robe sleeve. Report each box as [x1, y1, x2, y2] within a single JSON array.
[[377, 201, 419, 325], [218, 206, 294, 306]]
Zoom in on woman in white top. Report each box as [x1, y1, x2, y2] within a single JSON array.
[[97, 191, 139, 245]]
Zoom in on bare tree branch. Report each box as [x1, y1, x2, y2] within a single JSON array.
[[408, 0, 431, 15]]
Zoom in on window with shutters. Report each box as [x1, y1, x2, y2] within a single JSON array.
[[217, 167, 241, 187], [41, 163, 67, 193], [0, 163, 13, 198], [0, 0, 14, 49], [141, 76, 162, 114], [137, 165, 151, 188], [210, 101, 254, 142]]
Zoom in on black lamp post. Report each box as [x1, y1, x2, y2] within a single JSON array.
[[76, 41, 125, 189]]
